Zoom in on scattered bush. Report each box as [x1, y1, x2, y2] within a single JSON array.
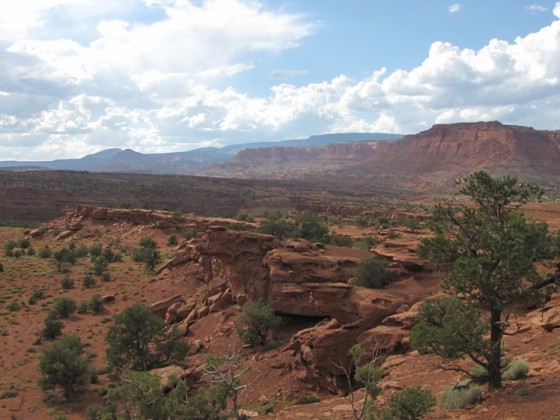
[[82, 274, 97, 289], [27, 247, 36, 256], [105, 303, 189, 375], [133, 236, 162, 272], [514, 387, 529, 396], [51, 297, 77, 319], [167, 234, 178, 246], [89, 244, 102, 257], [440, 384, 483, 409], [18, 239, 31, 249], [502, 359, 530, 381], [39, 335, 92, 401], [7, 300, 20, 312], [355, 215, 371, 228], [354, 235, 379, 250], [237, 301, 281, 347], [351, 256, 392, 289], [0, 262, 3, 272], [4, 240, 17, 255], [60, 276, 75, 290], [89, 295, 105, 314], [77, 301, 89, 314], [38, 246, 52, 259], [180, 228, 198, 240], [28, 289, 45, 305], [101, 271, 111, 282], [0, 389, 18, 399], [294, 212, 330, 243], [384, 386, 435, 419], [42, 314, 63, 340], [330, 234, 353, 247], [294, 396, 321, 405]]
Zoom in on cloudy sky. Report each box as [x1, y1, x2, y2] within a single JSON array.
[[1, 0, 560, 161]]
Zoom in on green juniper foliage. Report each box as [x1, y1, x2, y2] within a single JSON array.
[[411, 172, 559, 389]]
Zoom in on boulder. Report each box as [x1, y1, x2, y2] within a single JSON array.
[[151, 295, 185, 318]]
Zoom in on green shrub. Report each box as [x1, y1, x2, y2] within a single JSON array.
[[75, 245, 89, 258], [330, 234, 353, 247], [51, 297, 77, 318], [18, 239, 31, 249], [38, 245, 52, 258], [28, 289, 45, 305], [0, 389, 18, 399], [42, 314, 63, 340], [101, 271, 111, 282], [4, 240, 17, 255], [294, 212, 330, 243], [85, 404, 106, 420], [89, 295, 105, 314], [354, 235, 379, 249], [82, 274, 97, 289], [502, 359, 530, 381], [351, 256, 392, 289], [105, 303, 189, 375], [27, 247, 36, 256], [236, 211, 251, 221], [167, 234, 178, 246], [441, 384, 483, 409], [355, 215, 371, 228], [7, 300, 20, 311], [237, 301, 281, 347], [384, 386, 435, 419], [39, 335, 91, 401], [180, 228, 198, 240], [0, 262, 3, 272], [60, 276, 75, 290], [294, 396, 321, 405], [514, 387, 529, 396], [89, 244, 102, 257], [77, 301, 89, 314]]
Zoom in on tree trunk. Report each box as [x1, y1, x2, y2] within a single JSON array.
[[488, 308, 503, 389]]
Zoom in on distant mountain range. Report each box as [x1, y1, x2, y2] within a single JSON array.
[[0, 133, 402, 174], [2, 122, 559, 195]]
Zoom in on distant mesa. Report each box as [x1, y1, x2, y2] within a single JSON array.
[[1, 122, 559, 194]]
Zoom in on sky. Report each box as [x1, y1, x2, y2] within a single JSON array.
[[1, 1, 560, 161]]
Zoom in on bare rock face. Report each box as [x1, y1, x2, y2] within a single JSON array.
[[528, 293, 560, 332], [372, 239, 426, 272], [157, 225, 431, 393]]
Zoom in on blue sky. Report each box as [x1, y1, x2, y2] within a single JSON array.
[[1, 0, 560, 160]]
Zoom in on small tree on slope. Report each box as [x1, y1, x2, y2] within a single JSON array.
[[410, 171, 558, 389]]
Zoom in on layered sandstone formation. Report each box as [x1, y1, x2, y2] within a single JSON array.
[[40, 206, 438, 393]]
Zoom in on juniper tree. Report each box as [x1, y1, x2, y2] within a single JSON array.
[[411, 171, 558, 389]]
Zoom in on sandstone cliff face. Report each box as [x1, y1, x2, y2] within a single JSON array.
[[353, 121, 560, 178], [40, 206, 435, 393], [201, 121, 560, 193], [201, 142, 380, 178]]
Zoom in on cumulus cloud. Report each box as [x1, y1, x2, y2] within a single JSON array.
[[1, 1, 560, 160], [448, 3, 461, 13], [554, 2, 560, 18]]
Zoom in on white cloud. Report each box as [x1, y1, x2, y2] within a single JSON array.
[[554, 2, 560, 18], [448, 3, 461, 13], [1, 1, 560, 160], [527, 5, 548, 13]]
